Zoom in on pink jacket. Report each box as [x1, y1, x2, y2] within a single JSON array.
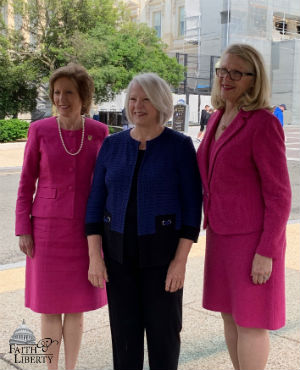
[[197, 109, 291, 259], [15, 117, 108, 235]]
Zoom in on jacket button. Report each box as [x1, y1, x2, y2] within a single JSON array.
[[162, 219, 172, 226]]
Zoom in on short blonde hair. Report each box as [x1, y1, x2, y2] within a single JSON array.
[[49, 63, 94, 115], [125, 73, 173, 125], [211, 44, 271, 111]]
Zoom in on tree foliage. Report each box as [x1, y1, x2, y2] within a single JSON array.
[[1, 0, 184, 106], [0, 34, 38, 119]]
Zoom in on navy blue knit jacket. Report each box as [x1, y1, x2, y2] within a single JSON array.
[[85, 127, 202, 267]]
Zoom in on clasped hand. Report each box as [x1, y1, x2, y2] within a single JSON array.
[[88, 256, 108, 288], [251, 253, 272, 285], [19, 234, 34, 258], [165, 259, 186, 292]]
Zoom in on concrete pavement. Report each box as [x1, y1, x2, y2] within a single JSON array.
[[0, 126, 299, 370]]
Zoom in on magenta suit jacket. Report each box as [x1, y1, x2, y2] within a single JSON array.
[[197, 108, 291, 259], [15, 117, 108, 235]]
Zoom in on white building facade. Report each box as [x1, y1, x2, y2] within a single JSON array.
[[125, 0, 300, 125]]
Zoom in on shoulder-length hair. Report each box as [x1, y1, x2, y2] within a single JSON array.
[[124, 73, 173, 125], [49, 63, 94, 115], [211, 44, 271, 111]]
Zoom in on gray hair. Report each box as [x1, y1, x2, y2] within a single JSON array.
[[125, 73, 173, 125]]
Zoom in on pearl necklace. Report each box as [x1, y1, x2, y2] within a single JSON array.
[[57, 116, 85, 156]]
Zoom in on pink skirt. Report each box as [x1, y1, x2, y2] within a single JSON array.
[[25, 217, 107, 314], [203, 226, 285, 330]]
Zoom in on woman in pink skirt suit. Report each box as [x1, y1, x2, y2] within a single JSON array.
[[197, 44, 291, 370], [15, 64, 108, 370]]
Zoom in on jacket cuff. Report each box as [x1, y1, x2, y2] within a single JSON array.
[[179, 225, 200, 242], [255, 229, 286, 260], [15, 219, 32, 236], [85, 222, 103, 236]]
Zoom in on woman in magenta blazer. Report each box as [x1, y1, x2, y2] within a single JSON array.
[[197, 44, 291, 370], [15, 64, 108, 370]]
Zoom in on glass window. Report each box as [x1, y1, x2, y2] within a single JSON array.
[[179, 7, 185, 36], [153, 11, 161, 38]]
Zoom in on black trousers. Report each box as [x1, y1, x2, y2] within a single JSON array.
[[105, 257, 183, 370]]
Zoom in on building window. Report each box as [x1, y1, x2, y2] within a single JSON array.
[[153, 11, 161, 38], [275, 21, 287, 34], [179, 7, 185, 36], [221, 10, 231, 24]]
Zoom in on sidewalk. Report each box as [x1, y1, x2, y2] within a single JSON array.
[[0, 129, 299, 370], [0, 141, 25, 168]]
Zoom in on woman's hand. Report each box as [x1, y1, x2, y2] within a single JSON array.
[[165, 238, 193, 292], [165, 259, 186, 292], [251, 253, 272, 285], [19, 234, 34, 258], [87, 234, 108, 288], [88, 255, 108, 288]]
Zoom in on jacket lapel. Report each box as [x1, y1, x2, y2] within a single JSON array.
[[207, 110, 253, 183], [197, 110, 222, 189]]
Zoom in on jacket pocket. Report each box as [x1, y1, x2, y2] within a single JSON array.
[[103, 210, 112, 228], [102, 210, 112, 251], [155, 214, 176, 233], [142, 214, 178, 266], [36, 187, 57, 199]]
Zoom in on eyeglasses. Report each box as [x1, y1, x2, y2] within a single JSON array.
[[215, 68, 256, 81]]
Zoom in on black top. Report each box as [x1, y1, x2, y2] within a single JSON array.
[[200, 109, 210, 125], [123, 150, 145, 262]]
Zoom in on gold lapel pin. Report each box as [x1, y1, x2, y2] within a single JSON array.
[[88, 135, 93, 141]]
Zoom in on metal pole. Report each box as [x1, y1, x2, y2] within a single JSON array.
[[197, 14, 201, 125], [184, 53, 189, 105], [198, 94, 201, 126], [197, 14, 201, 77], [226, 0, 230, 46]]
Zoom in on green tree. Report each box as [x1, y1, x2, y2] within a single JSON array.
[[78, 22, 184, 102], [0, 34, 38, 119], [2, 0, 184, 105]]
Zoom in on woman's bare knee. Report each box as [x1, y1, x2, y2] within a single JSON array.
[[221, 312, 236, 325]]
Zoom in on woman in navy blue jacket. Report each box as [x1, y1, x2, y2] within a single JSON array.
[[85, 73, 202, 370]]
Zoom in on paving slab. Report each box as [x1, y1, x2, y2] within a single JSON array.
[[1, 250, 299, 370]]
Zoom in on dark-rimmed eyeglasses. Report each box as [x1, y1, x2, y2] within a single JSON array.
[[215, 68, 256, 81]]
